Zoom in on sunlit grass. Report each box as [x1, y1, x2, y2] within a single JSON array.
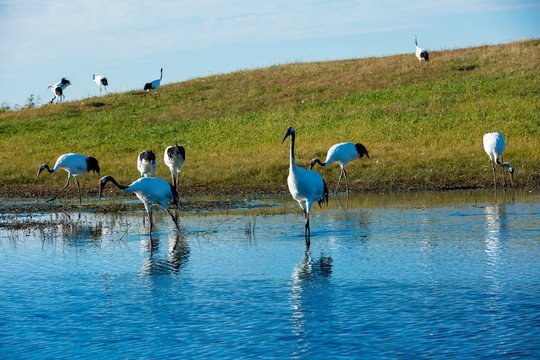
[[0, 39, 538, 195]]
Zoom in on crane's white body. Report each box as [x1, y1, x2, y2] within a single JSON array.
[[123, 177, 175, 212], [310, 142, 369, 193], [99, 176, 179, 235], [52, 153, 94, 176], [282, 127, 328, 243], [324, 142, 361, 167], [483, 132, 514, 188], [164, 145, 186, 191], [93, 74, 108, 95], [48, 85, 63, 103], [48, 78, 71, 103], [36, 153, 100, 203], [483, 132, 506, 162], [287, 165, 326, 219], [414, 35, 429, 70], [138, 150, 157, 177]]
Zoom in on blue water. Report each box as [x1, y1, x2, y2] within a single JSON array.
[[1, 190, 539, 359]]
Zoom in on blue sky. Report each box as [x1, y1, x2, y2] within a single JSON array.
[[1, 0, 538, 107]]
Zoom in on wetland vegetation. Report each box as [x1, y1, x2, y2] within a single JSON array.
[[0, 39, 538, 200]]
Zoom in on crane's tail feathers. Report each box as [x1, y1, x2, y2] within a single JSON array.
[[355, 143, 369, 158], [318, 180, 329, 208]]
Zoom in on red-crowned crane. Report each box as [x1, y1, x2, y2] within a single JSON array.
[[164, 145, 186, 193], [310, 142, 369, 193], [414, 35, 429, 70], [282, 126, 328, 247], [48, 78, 71, 103], [483, 132, 514, 189], [144, 68, 163, 104], [36, 153, 100, 203], [98, 176, 180, 235], [93, 74, 109, 95], [137, 150, 157, 178]]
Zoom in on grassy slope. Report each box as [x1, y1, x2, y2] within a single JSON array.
[[1, 39, 539, 195]]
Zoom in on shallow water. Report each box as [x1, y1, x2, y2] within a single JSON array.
[[1, 190, 539, 359]]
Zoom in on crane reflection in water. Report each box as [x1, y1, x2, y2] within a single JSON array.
[[289, 251, 333, 341]]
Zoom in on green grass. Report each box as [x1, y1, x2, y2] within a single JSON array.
[[1, 39, 539, 195]]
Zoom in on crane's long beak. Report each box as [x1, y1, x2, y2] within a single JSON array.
[[35, 166, 45, 181], [281, 132, 290, 145], [98, 179, 105, 200]]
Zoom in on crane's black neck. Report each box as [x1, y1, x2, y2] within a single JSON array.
[[103, 176, 129, 190], [312, 159, 326, 168], [289, 132, 296, 165], [42, 164, 54, 173], [496, 159, 512, 168]]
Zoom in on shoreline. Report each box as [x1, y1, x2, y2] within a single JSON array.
[[1, 184, 536, 215]]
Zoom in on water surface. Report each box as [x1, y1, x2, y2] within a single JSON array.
[[1, 190, 539, 359]]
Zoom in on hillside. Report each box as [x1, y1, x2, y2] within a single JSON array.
[[0, 39, 538, 197]]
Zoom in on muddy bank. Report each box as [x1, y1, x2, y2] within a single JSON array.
[[0, 190, 277, 215], [0, 184, 287, 199]]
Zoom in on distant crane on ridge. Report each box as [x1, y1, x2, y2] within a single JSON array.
[[414, 35, 429, 70], [144, 67, 163, 104], [93, 74, 109, 95], [48, 78, 71, 104]]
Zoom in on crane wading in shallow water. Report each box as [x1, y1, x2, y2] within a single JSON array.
[[483, 132, 514, 189], [98, 176, 180, 236], [138, 150, 157, 178], [414, 35, 429, 70], [164, 145, 186, 193], [144, 68, 163, 104], [282, 126, 329, 247], [310, 142, 369, 193], [35, 153, 100, 204]]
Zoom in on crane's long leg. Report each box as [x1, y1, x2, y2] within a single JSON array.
[[343, 168, 350, 193], [104, 87, 109, 95], [48, 174, 72, 202], [144, 203, 153, 234], [304, 216, 311, 250], [491, 161, 497, 189], [336, 168, 349, 194], [74, 176, 81, 204]]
